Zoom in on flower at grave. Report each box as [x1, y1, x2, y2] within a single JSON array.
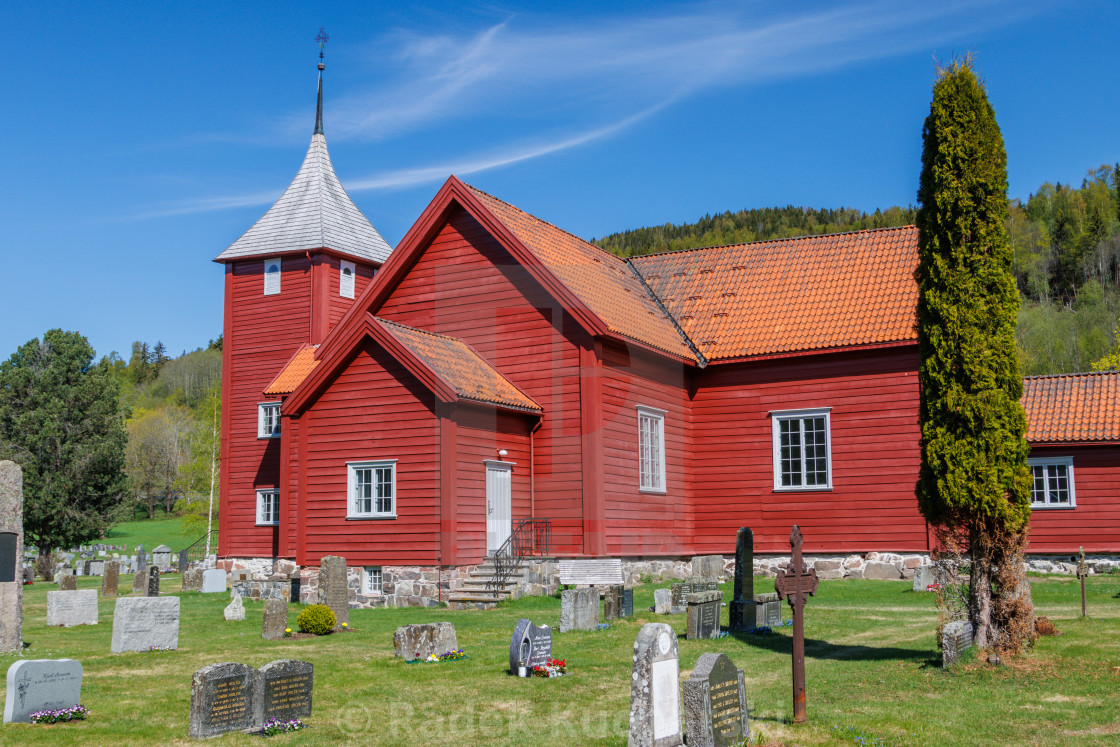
[[438, 648, 467, 661], [594, 623, 612, 631], [260, 717, 306, 736], [29, 705, 90, 724], [342, 622, 348, 629], [926, 583, 943, 591], [532, 658, 568, 677]]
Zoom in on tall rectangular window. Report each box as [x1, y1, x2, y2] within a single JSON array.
[[363, 566, 382, 595], [263, 257, 281, 295], [637, 406, 666, 493], [347, 460, 397, 518], [258, 402, 281, 438], [772, 408, 832, 490], [256, 489, 279, 525], [340, 260, 356, 299], [1028, 457, 1075, 508]]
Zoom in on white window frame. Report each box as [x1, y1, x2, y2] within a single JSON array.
[[636, 405, 667, 494], [771, 407, 833, 491], [1028, 457, 1076, 509], [257, 402, 281, 439], [256, 489, 280, 526], [362, 566, 383, 595], [347, 459, 398, 519], [263, 257, 281, 295], [340, 260, 356, 299]]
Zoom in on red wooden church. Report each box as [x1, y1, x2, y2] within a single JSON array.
[[216, 68, 1120, 606]]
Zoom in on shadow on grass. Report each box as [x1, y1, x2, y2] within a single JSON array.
[[729, 628, 940, 668]]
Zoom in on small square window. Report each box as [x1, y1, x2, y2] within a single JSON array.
[[1028, 457, 1075, 509], [347, 460, 397, 518], [258, 402, 281, 438], [340, 260, 355, 299], [363, 566, 382, 595], [636, 406, 666, 493], [256, 489, 279, 525], [771, 408, 832, 491], [263, 257, 281, 295]]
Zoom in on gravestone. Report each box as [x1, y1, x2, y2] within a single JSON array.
[[654, 588, 673, 614], [59, 572, 78, 591], [560, 587, 599, 632], [146, 564, 161, 597], [940, 620, 974, 667], [179, 549, 189, 571], [101, 560, 120, 596], [261, 598, 288, 640], [202, 568, 227, 594], [46, 589, 99, 627], [132, 564, 148, 594], [622, 587, 635, 617], [3, 659, 83, 724], [671, 579, 718, 613], [685, 590, 722, 639], [224, 592, 246, 621], [82, 559, 92, 576], [683, 653, 749, 747], [255, 659, 314, 724], [692, 555, 724, 582], [729, 527, 756, 631], [509, 618, 553, 673], [182, 568, 203, 592], [136, 544, 146, 573], [0, 461, 23, 653], [189, 662, 257, 738], [152, 544, 172, 569], [754, 593, 782, 628], [393, 622, 459, 660], [912, 565, 936, 592], [23, 566, 33, 584], [316, 555, 350, 629], [629, 623, 683, 746], [773, 525, 819, 723], [604, 585, 623, 621], [110, 596, 181, 653], [89, 560, 105, 577]]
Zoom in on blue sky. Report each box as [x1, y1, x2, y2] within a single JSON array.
[[3, 1, 1117, 360]]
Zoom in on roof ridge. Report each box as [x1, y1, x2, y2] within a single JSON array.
[[630, 224, 918, 260], [463, 181, 629, 266], [1024, 370, 1120, 380]]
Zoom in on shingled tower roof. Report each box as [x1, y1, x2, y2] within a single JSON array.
[[214, 61, 391, 264]]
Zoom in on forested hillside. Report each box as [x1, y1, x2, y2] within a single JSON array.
[[593, 165, 1120, 375]]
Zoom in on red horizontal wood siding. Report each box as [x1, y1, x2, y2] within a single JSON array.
[[326, 256, 378, 329], [1026, 444, 1120, 553], [600, 340, 694, 556], [222, 257, 312, 558], [376, 207, 587, 554], [300, 339, 441, 565], [691, 345, 927, 556]]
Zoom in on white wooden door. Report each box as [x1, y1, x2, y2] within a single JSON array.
[[486, 463, 512, 555]]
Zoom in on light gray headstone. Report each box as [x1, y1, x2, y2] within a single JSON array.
[[0, 461, 23, 653], [912, 565, 936, 592], [182, 568, 203, 592], [654, 588, 673, 615], [316, 556, 349, 629], [683, 653, 748, 747], [629, 623, 683, 746], [941, 620, 975, 667], [189, 661, 257, 738], [224, 592, 246, 621], [151, 544, 172, 569], [89, 560, 105, 577], [3, 658, 83, 724], [559, 587, 599, 632], [262, 598, 288, 640], [46, 589, 99, 627], [685, 590, 723, 640], [691, 555, 724, 582], [201, 568, 228, 594], [393, 622, 459, 660], [110, 596, 180, 653]]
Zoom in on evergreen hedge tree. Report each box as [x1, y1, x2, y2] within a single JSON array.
[[915, 60, 1035, 651]]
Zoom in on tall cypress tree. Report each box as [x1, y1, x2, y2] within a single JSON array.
[[915, 60, 1034, 650]]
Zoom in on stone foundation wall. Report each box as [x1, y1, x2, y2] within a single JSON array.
[[297, 564, 477, 609]]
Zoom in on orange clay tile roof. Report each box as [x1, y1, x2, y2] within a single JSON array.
[[466, 184, 697, 361], [1022, 370, 1120, 443], [375, 318, 541, 412], [628, 227, 919, 361], [264, 344, 320, 395]]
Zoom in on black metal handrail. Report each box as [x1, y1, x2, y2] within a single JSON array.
[[487, 518, 552, 592], [180, 531, 213, 567]]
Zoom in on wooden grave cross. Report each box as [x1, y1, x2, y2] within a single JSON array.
[[1076, 546, 1088, 618], [774, 524, 818, 724]]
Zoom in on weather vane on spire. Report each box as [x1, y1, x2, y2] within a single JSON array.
[[316, 27, 329, 71]]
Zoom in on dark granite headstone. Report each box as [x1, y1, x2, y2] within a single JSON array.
[[179, 549, 189, 570], [261, 598, 288, 640], [101, 560, 120, 596], [189, 662, 257, 738], [685, 590, 722, 639], [0, 462, 23, 653], [729, 527, 754, 631], [146, 565, 161, 597], [622, 587, 635, 617], [683, 653, 749, 747], [509, 618, 553, 673], [255, 659, 313, 724], [629, 623, 683, 746], [316, 556, 349, 629], [136, 544, 146, 573]]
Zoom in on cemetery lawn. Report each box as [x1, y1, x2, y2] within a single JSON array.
[[4, 574, 1119, 746], [103, 513, 210, 553]]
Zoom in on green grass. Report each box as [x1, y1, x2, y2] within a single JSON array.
[[3, 574, 1119, 745], [102, 512, 211, 553]]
